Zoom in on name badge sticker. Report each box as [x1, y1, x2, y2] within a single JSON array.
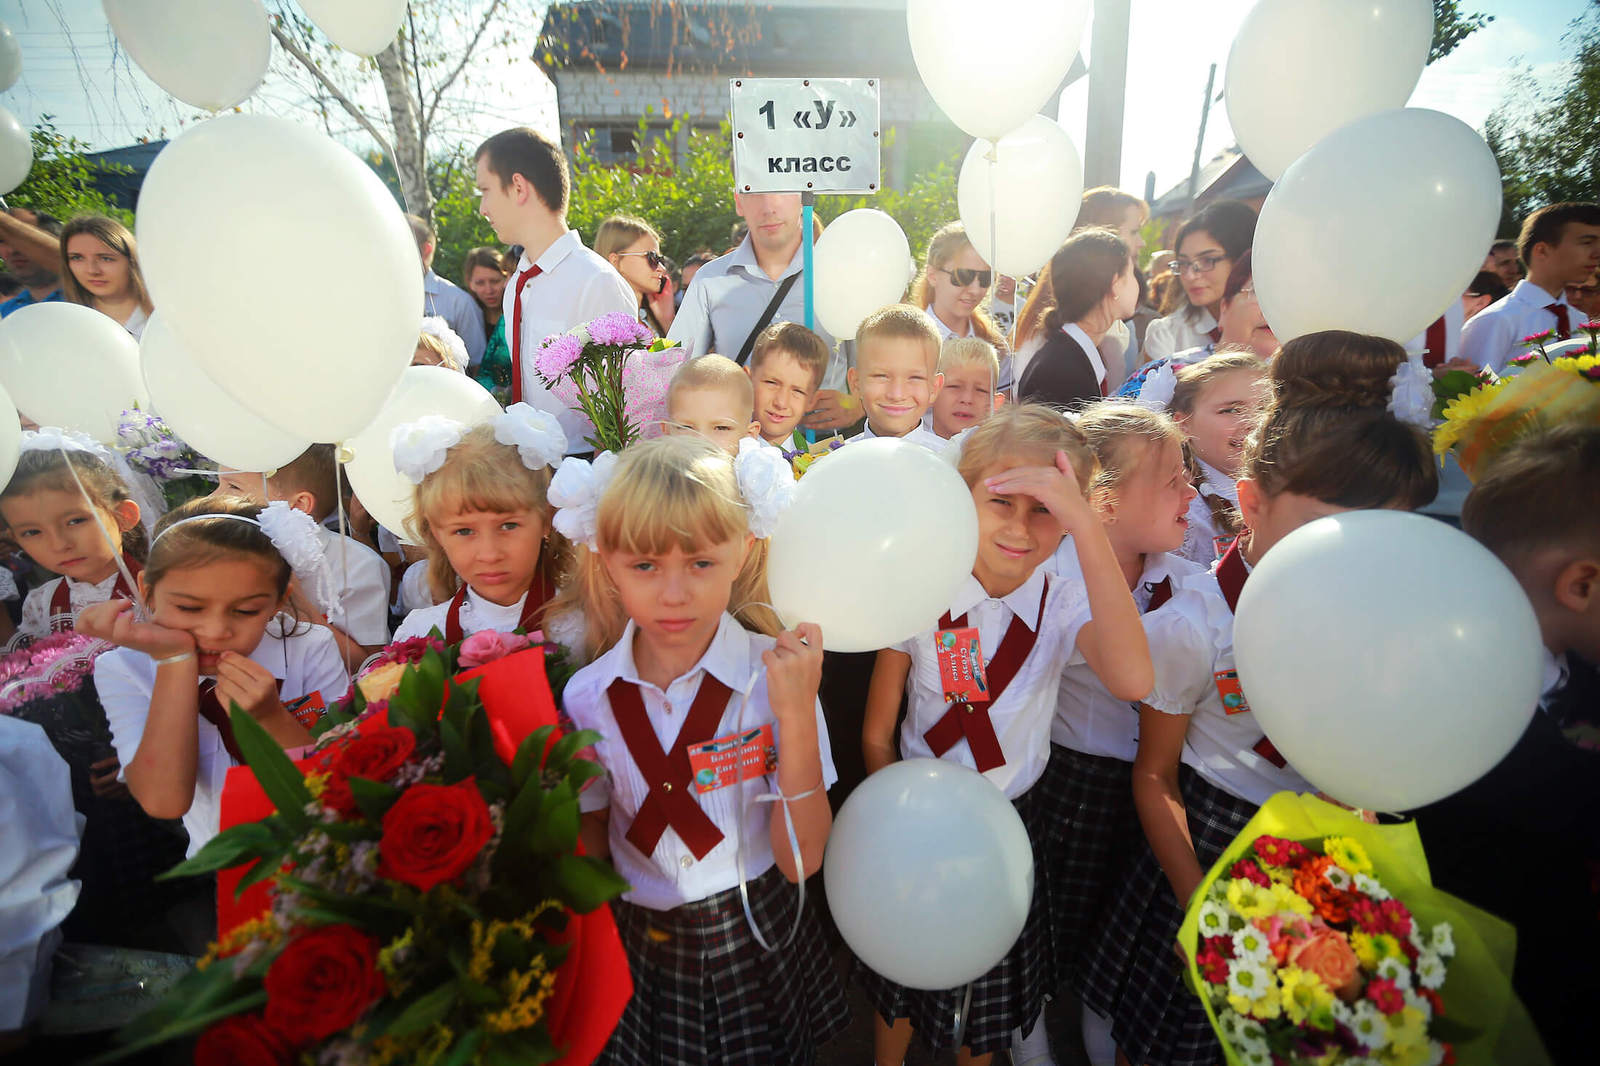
[[935, 627, 989, 705], [284, 691, 327, 729], [1214, 669, 1250, 715], [687, 723, 778, 793]]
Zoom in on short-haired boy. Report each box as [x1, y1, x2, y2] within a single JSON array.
[[747, 322, 830, 453], [845, 305, 946, 452], [1412, 424, 1600, 1066], [930, 337, 1004, 439], [215, 445, 392, 666], [665, 354, 760, 455]]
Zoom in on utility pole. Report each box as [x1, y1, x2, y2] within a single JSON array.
[[1082, 0, 1132, 189], [1187, 63, 1218, 206]]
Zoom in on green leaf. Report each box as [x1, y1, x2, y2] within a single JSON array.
[[440, 715, 471, 783], [91, 989, 268, 1064], [157, 822, 279, 879], [547, 728, 602, 771], [483, 1028, 559, 1066], [233, 850, 284, 896], [511, 725, 556, 787], [555, 854, 631, 913], [440, 1029, 486, 1066], [348, 775, 402, 821], [385, 980, 458, 1038], [310, 699, 355, 738], [565, 759, 606, 793], [229, 705, 313, 831], [501, 770, 548, 849], [528, 793, 580, 854]]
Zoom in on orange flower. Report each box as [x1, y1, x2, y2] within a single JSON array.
[[1293, 857, 1352, 924]]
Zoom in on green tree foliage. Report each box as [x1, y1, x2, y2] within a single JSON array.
[[9, 117, 132, 225], [1431, 1, 1494, 64], [1485, 3, 1599, 233]]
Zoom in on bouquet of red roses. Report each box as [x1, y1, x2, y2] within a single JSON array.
[[97, 634, 631, 1066]]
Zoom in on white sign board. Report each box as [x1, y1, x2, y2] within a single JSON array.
[[730, 77, 881, 195]]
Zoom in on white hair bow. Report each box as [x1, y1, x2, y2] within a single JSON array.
[[419, 316, 469, 373], [20, 426, 113, 462], [1134, 361, 1178, 412], [390, 415, 468, 486], [1387, 355, 1435, 430], [256, 501, 339, 619], [735, 438, 796, 539], [494, 403, 568, 472], [547, 451, 620, 550]]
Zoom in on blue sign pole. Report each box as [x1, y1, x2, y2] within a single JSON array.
[[802, 191, 816, 330]]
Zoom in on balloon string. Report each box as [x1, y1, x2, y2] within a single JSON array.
[[330, 455, 354, 696], [59, 442, 148, 620]]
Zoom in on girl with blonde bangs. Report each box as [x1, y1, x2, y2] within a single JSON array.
[[860, 404, 1150, 1066], [392, 407, 571, 644], [555, 435, 845, 1065]]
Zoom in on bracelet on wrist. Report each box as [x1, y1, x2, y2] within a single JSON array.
[[154, 651, 196, 667]]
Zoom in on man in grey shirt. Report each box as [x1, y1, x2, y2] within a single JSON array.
[[669, 191, 860, 433], [407, 213, 487, 368]]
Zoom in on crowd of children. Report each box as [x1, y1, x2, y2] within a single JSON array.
[[1, 286, 1594, 1066]]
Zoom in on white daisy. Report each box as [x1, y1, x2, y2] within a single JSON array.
[[1231, 925, 1272, 962], [1427, 1039, 1448, 1066], [1236, 1018, 1267, 1045], [1197, 899, 1231, 938], [1348, 1000, 1391, 1051], [1354, 873, 1390, 901], [1227, 957, 1272, 1001], [1430, 922, 1456, 959], [1323, 863, 1353, 891], [1416, 950, 1446, 990], [1376, 954, 1413, 989], [1238, 1043, 1272, 1066]]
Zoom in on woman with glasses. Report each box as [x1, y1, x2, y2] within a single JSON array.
[[1141, 200, 1257, 363], [909, 221, 1013, 392], [596, 214, 675, 336], [1016, 228, 1139, 409], [1120, 252, 1276, 401]]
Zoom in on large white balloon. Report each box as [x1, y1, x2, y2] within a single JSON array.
[[136, 114, 421, 443], [1253, 108, 1501, 345], [0, 19, 22, 92], [342, 366, 502, 543], [0, 303, 148, 443], [102, 0, 270, 111], [826, 760, 1033, 989], [1226, 0, 1433, 181], [768, 439, 977, 652], [958, 116, 1083, 277], [140, 314, 308, 473], [0, 104, 32, 196], [299, 0, 407, 56], [1234, 511, 1542, 812], [812, 209, 913, 341], [907, 0, 1090, 140], [0, 381, 22, 489]]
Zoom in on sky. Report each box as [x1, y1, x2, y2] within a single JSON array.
[[0, 0, 1587, 199]]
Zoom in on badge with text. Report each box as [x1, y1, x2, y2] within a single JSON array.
[[935, 627, 990, 706], [687, 724, 778, 793], [1214, 669, 1250, 715], [284, 691, 326, 729]]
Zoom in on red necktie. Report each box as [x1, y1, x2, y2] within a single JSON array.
[[1422, 315, 1448, 370], [607, 675, 732, 859], [442, 567, 554, 644], [49, 557, 141, 633], [1545, 302, 1572, 340], [508, 263, 544, 405], [922, 591, 1046, 773]]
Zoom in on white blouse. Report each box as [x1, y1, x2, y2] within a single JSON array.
[[18, 572, 123, 642], [1179, 458, 1240, 568], [1143, 307, 1218, 363], [393, 585, 528, 643]]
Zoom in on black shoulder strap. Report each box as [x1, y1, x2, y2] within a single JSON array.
[[735, 272, 801, 366]]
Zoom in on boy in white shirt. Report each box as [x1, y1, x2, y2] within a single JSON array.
[[845, 305, 947, 452], [747, 322, 831, 455], [930, 337, 1003, 439], [216, 446, 391, 667]]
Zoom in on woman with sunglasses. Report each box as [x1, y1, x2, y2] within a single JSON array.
[[909, 221, 1013, 391], [1141, 200, 1257, 364], [596, 214, 675, 336]]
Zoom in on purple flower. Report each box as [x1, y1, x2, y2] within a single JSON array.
[[585, 311, 652, 348], [533, 333, 585, 381]]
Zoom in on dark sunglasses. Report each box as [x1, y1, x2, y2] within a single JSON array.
[[940, 267, 992, 288], [618, 249, 668, 270]]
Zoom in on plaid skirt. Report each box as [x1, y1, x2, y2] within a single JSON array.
[[1077, 765, 1258, 1066], [599, 866, 849, 1066], [1034, 744, 1140, 991], [853, 783, 1053, 1055]]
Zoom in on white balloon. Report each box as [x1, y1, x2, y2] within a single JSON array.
[[1234, 511, 1542, 811], [140, 314, 308, 473], [768, 439, 977, 652], [0, 303, 148, 443], [342, 366, 502, 543], [1226, 0, 1433, 181], [0, 381, 22, 489], [136, 114, 421, 443], [1253, 108, 1501, 344], [0, 104, 32, 196], [812, 209, 912, 341], [298, 0, 407, 56], [0, 19, 22, 92], [907, 0, 1090, 140], [826, 760, 1033, 989], [958, 116, 1084, 277], [102, 0, 270, 111]]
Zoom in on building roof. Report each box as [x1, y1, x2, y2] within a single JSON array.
[[83, 140, 168, 210], [538, 1, 924, 78], [1150, 148, 1273, 218]]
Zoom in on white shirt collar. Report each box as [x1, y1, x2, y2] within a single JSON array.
[[606, 613, 755, 695], [1197, 458, 1240, 504], [1062, 322, 1108, 386], [925, 305, 974, 340], [521, 229, 583, 275], [947, 569, 1048, 633], [728, 234, 804, 281], [463, 585, 529, 625], [67, 570, 122, 595], [1511, 278, 1567, 309], [1540, 646, 1569, 706]]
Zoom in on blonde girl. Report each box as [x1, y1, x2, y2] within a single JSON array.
[[909, 222, 1013, 389], [59, 214, 154, 337], [82, 496, 347, 855], [1167, 351, 1269, 566], [596, 213, 674, 336], [390, 404, 570, 643], [859, 404, 1152, 1066], [551, 436, 844, 1065]]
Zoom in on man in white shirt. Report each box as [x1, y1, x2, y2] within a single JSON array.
[[1460, 202, 1600, 372], [474, 127, 636, 449], [669, 191, 859, 433], [406, 214, 486, 368]]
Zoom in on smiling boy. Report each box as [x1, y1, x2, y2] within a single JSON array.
[[846, 305, 947, 452]]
